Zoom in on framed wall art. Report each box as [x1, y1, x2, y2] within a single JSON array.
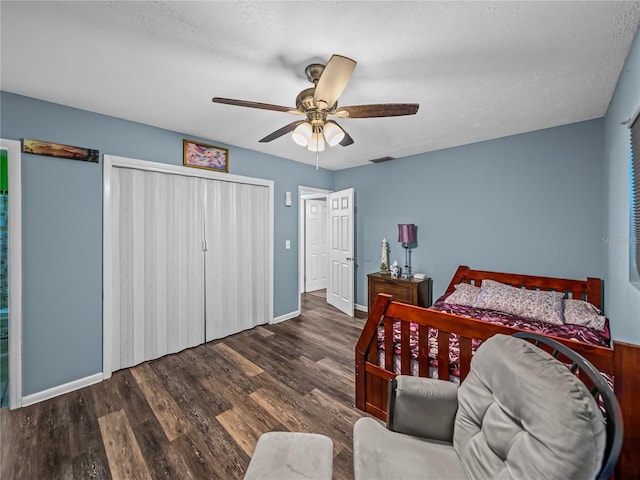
[[183, 139, 229, 173], [22, 138, 99, 163]]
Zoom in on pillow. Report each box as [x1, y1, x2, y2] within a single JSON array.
[[473, 279, 564, 325], [444, 283, 481, 307], [564, 299, 606, 331]]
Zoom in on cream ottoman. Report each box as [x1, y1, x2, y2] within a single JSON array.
[[244, 432, 333, 480]]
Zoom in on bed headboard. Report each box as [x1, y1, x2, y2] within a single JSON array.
[[446, 265, 603, 311]]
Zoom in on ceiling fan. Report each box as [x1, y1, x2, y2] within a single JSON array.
[[212, 54, 419, 153]]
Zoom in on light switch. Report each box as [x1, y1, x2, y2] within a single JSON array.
[[285, 240, 291, 249]]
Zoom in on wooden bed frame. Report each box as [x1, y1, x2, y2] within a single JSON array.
[[355, 265, 640, 478]]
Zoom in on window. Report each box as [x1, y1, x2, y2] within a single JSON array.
[[631, 109, 640, 284]]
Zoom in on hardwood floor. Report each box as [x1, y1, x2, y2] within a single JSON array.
[[0, 293, 371, 479]]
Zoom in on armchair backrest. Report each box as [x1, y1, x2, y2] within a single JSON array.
[[453, 334, 621, 480], [512, 332, 623, 479]]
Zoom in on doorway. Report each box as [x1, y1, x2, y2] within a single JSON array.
[[298, 187, 331, 310], [0, 138, 22, 410], [298, 186, 355, 317], [304, 198, 328, 293], [0, 148, 8, 407]]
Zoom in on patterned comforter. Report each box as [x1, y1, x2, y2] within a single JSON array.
[[377, 294, 611, 377]]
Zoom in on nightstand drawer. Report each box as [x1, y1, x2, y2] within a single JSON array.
[[371, 281, 413, 303], [368, 273, 432, 311]]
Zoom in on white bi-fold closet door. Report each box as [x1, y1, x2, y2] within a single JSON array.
[[204, 180, 270, 341], [110, 168, 205, 372], [104, 155, 272, 376]]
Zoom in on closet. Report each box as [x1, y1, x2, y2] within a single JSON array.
[[103, 155, 273, 376]]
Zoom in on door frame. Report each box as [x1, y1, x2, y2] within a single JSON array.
[[103, 154, 274, 379], [1, 138, 22, 409], [297, 186, 332, 312]]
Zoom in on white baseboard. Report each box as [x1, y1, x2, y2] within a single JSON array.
[[21, 372, 103, 407], [271, 310, 301, 324], [355, 303, 368, 313], [275, 303, 366, 322]]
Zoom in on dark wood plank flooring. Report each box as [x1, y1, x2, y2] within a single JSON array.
[[0, 293, 372, 479]]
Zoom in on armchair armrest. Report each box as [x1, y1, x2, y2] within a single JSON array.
[[387, 375, 458, 442]]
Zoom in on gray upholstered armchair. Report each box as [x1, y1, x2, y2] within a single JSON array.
[[353, 333, 622, 480]]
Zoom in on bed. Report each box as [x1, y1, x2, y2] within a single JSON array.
[[355, 266, 640, 478]]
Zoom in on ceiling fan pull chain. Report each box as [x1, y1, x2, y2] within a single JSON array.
[[316, 150, 319, 170]]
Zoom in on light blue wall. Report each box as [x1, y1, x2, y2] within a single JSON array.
[[0, 91, 333, 396], [3, 63, 636, 395], [334, 120, 605, 310], [603, 29, 640, 344]]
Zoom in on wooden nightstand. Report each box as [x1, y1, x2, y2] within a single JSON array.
[[367, 273, 432, 311]]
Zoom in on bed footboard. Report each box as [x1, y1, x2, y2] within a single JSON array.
[[356, 294, 615, 419]]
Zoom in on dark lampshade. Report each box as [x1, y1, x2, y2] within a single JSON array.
[[398, 223, 415, 243]]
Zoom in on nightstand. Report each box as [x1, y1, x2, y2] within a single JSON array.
[[367, 273, 432, 311]]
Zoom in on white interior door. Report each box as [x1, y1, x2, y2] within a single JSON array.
[[305, 199, 327, 292], [327, 188, 354, 316]]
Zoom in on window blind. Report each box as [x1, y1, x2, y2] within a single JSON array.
[[632, 111, 640, 277]]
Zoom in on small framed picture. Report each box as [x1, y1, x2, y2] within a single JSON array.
[[183, 139, 229, 173]]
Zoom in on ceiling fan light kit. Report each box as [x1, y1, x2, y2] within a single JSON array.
[[212, 54, 419, 159], [308, 130, 325, 152], [292, 122, 312, 146], [292, 120, 344, 152], [323, 121, 345, 147]]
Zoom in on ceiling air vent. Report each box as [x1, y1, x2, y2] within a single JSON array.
[[369, 156, 395, 164]]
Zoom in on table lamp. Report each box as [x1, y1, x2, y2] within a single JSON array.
[[398, 223, 415, 279]]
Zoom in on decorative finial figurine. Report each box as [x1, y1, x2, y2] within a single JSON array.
[[390, 260, 400, 278], [380, 238, 389, 274]]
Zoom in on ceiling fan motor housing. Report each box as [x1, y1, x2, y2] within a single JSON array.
[[304, 63, 325, 84], [296, 88, 317, 112]]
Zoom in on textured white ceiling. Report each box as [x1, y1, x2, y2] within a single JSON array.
[[1, 1, 639, 170]]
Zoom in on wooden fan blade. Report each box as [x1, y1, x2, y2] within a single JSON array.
[[339, 127, 354, 147], [313, 55, 356, 110], [212, 97, 301, 114], [259, 120, 305, 143], [335, 103, 419, 118]]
